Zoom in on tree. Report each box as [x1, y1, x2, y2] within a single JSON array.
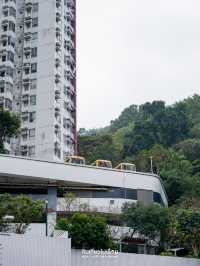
[[0, 109, 21, 153], [175, 208, 200, 257], [175, 138, 200, 162], [135, 145, 168, 173], [56, 213, 115, 250], [0, 194, 44, 234], [63, 192, 76, 212], [78, 134, 120, 165], [110, 104, 139, 132], [0, 194, 14, 231], [159, 149, 193, 204], [122, 202, 172, 251], [182, 94, 200, 125]]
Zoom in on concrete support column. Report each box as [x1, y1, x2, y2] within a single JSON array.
[[47, 187, 57, 236]]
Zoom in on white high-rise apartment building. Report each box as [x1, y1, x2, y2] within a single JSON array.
[[0, 0, 77, 161]]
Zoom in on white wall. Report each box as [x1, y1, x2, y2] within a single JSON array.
[[0, 234, 71, 266], [58, 197, 135, 214], [71, 250, 200, 266]]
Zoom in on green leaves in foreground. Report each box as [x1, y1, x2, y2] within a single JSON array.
[[56, 213, 115, 250]]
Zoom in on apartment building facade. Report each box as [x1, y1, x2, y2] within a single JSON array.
[[0, 0, 77, 161]]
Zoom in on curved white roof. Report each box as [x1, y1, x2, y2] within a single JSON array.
[[0, 154, 168, 205]]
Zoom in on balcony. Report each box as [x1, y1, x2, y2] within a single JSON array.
[[55, 106, 61, 116], [55, 41, 61, 52], [55, 113, 61, 124], [25, 0, 32, 6], [66, 0, 75, 8], [21, 111, 29, 122], [20, 145, 28, 151], [56, 0, 61, 8], [54, 140, 61, 158], [24, 44, 31, 52], [25, 2, 32, 14], [67, 25, 74, 35], [66, 11, 74, 21], [23, 62, 30, 69], [24, 13, 32, 21], [55, 73, 61, 84], [56, 12, 61, 23], [55, 89, 61, 101], [23, 80, 30, 92], [21, 127, 29, 141], [55, 58, 61, 68], [3, 1, 16, 10], [65, 40, 74, 51]]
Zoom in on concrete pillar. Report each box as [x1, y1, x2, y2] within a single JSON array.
[[47, 187, 57, 236]]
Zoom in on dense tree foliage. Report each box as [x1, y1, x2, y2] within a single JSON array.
[[78, 95, 200, 205], [0, 109, 20, 153], [56, 213, 115, 250], [122, 202, 200, 257], [0, 194, 44, 234], [175, 208, 200, 257], [122, 202, 171, 250]]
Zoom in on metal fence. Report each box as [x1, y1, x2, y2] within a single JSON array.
[[0, 234, 71, 266]]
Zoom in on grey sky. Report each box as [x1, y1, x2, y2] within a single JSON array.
[[77, 0, 200, 129]]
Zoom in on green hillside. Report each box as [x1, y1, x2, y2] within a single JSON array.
[[78, 94, 200, 205]]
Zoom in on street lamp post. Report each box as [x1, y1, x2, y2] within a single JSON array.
[[45, 200, 48, 237]]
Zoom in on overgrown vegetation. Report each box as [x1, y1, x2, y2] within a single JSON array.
[[122, 202, 200, 257], [78, 94, 200, 205], [78, 94, 200, 257]]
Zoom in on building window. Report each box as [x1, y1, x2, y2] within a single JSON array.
[[24, 68, 30, 75], [0, 82, 4, 93], [30, 95, 36, 105], [9, 7, 16, 18], [29, 112, 36, 123], [7, 51, 14, 63], [3, 9, 8, 17], [32, 32, 38, 40], [30, 79, 37, 90], [29, 145, 35, 156], [21, 129, 28, 140], [5, 82, 13, 93], [29, 128, 35, 138], [32, 3, 39, 12], [31, 63, 37, 73], [0, 69, 5, 77], [9, 21, 15, 32], [21, 146, 28, 156], [25, 21, 31, 29], [32, 18, 38, 27], [21, 112, 29, 123], [5, 98, 12, 110], [31, 47, 37, 58], [2, 55, 6, 62], [23, 83, 29, 91], [6, 67, 14, 78]]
